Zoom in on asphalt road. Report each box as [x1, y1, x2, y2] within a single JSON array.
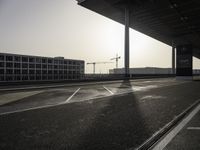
[[0, 78, 200, 150]]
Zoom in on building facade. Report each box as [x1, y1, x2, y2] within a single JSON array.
[[0, 53, 84, 82]]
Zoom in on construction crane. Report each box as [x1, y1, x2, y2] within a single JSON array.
[[87, 62, 113, 74], [111, 54, 121, 68]]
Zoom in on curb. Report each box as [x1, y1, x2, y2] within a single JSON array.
[[134, 99, 200, 150]]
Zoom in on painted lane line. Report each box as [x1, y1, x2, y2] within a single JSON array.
[[0, 88, 137, 116], [0, 78, 177, 92], [187, 127, 200, 130], [64, 88, 80, 103], [0, 104, 57, 116], [152, 103, 200, 150], [0, 88, 133, 116], [103, 86, 114, 95], [0, 81, 190, 116]]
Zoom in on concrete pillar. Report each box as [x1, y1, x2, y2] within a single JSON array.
[[124, 7, 130, 77], [172, 46, 175, 74], [176, 44, 193, 78], [93, 63, 95, 74]]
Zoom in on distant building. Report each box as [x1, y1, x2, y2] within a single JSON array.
[[109, 67, 200, 75], [0, 53, 84, 82]]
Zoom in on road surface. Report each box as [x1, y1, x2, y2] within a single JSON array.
[[0, 78, 200, 150]]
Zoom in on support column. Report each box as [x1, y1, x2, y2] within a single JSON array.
[[172, 46, 175, 74], [176, 44, 193, 79], [93, 63, 95, 74], [124, 7, 130, 77]]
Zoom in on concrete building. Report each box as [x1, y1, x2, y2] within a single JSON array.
[[109, 67, 200, 75], [0, 53, 84, 82]]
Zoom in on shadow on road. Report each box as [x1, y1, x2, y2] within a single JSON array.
[[75, 80, 150, 150]]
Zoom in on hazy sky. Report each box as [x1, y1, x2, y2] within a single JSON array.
[[0, 0, 199, 73]]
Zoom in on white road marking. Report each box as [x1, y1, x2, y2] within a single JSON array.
[[152, 102, 200, 150], [0, 78, 178, 92], [0, 88, 134, 116], [0, 80, 190, 116], [64, 88, 80, 103], [0, 80, 130, 91], [103, 86, 114, 95], [187, 127, 200, 130]]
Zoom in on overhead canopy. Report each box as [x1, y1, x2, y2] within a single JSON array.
[[77, 0, 200, 58]]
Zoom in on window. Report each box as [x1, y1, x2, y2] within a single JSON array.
[[29, 57, 35, 63], [48, 59, 53, 64], [0, 55, 4, 61], [0, 62, 4, 67], [6, 69, 13, 74], [64, 65, 68, 69], [14, 76, 21, 81], [36, 70, 41, 74], [36, 76, 41, 80], [48, 70, 53, 74], [14, 63, 21, 68], [64, 60, 68, 64], [6, 63, 13, 68], [14, 69, 20, 74], [54, 60, 59, 64], [36, 64, 41, 68], [42, 76, 47, 80], [42, 58, 47, 63], [22, 76, 28, 80], [22, 63, 28, 68], [59, 60, 63, 64], [48, 76, 53, 80], [0, 76, 4, 81], [6, 76, 13, 81], [30, 76, 35, 80], [54, 65, 58, 69], [59, 75, 63, 79], [0, 69, 4, 74], [42, 70, 47, 74], [29, 70, 35, 74], [48, 65, 53, 69], [6, 56, 13, 61], [22, 70, 28, 74], [14, 56, 21, 62], [59, 65, 63, 69], [64, 75, 67, 79], [42, 64, 47, 69], [29, 64, 35, 68], [22, 57, 28, 62], [54, 76, 58, 80], [36, 58, 41, 63]]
